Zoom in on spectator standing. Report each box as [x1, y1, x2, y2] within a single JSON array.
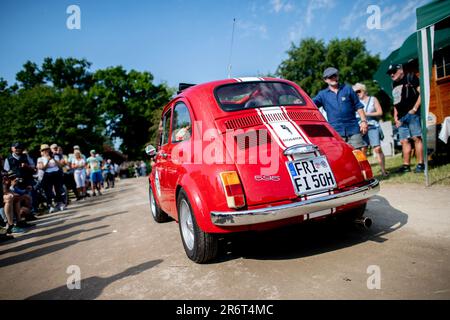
[[71, 150, 87, 198], [86, 150, 103, 196], [353, 83, 388, 176], [387, 64, 424, 173], [313, 67, 368, 149], [103, 159, 115, 189], [37, 144, 65, 213], [140, 161, 147, 176]]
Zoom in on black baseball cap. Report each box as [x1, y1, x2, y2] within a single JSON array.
[[387, 63, 402, 75], [6, 170, 17, 180], [11, 142, 24, 149]]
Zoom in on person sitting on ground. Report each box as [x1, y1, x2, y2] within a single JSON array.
[[3, 142, 37, 214], [2, 171, 32, 234]]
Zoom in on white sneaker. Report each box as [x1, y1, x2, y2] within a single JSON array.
[[49, 206, 59, 213]]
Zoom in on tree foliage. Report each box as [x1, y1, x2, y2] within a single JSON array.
[[89, 67, 174, 159], [1, 58, 173, 160], [277, 37, 381, 97]]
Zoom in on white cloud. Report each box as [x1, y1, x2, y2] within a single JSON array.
[[236, 20, 268, 40], [270, 0, 294, 13], [340, 0, 370, 31], [305, 0, 336, 26], [381, 0, 428, 31]]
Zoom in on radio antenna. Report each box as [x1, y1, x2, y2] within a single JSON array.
[[227, 18, 236, 79]]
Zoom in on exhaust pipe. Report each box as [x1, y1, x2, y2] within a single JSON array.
[[354, 216, 372, 229]]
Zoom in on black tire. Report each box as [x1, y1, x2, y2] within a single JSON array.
[[149, 184, 169, 223], [177, 189, 218, 263]]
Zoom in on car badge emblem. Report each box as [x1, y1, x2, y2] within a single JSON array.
[[280, 124, 293, 135]]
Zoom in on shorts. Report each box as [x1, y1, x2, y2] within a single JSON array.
[[363, 126, 382, 147], [90, 171, 103, 184], [398, 113, 422, 141], [342, 133, 367, 150]]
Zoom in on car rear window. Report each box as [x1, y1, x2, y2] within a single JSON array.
[[214, 81, 306, 111]]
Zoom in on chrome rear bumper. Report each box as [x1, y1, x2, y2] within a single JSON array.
[[211, 179, 379, 226]]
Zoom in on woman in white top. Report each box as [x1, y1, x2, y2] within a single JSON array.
[[71, 150, 86, 198], [353, 83, 388, 176], [36, 144, 65, 212]]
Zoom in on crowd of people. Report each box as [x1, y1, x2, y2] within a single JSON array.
[[0, 143, 120, 238], [313, 64, 424, 175]]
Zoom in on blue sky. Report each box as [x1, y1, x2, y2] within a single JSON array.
[[0, 0, 430, 88]]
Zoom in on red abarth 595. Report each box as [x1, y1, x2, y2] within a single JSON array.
[[145, 77, 380, 263]]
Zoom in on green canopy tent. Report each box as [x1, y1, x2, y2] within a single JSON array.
[[373, 28, 450, 100], [416, 0, 450, 186], [373, 0, 450, 186]]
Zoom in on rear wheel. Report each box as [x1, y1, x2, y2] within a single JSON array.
[[177, 189, 218, 263], [149, 184, 169, 223]]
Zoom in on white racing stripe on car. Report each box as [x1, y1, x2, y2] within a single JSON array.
[[255, 107, 293, 161], [280, 106, 312, 144], [259, 107, 308, 148], [237, 77, 264, 82]]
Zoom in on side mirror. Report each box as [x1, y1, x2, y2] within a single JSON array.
[[145, 145, 156, 157]]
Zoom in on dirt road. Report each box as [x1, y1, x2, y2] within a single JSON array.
[[1, 177, 449, 299]]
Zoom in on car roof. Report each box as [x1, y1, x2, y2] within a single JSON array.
[[162, 77, 310, 119]]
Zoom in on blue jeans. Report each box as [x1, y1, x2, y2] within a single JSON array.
[[398, 113, 422, 141], [363, 125, 382, 147]]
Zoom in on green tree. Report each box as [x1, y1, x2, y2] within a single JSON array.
[[90, 67, 173, 159], [0, 85, 105, 158], [42, 57, 93, 91], [277, 38, 326, 96], [277, 37, 380, 97], [15, 61, 44, 89]]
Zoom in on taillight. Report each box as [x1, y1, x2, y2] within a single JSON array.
[[352, 150, 373, 180], [219, 171, 246, 209]]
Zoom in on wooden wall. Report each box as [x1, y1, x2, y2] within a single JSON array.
[[430, 65, 450, 124]]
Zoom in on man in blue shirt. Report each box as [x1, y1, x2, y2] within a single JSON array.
[[313, 67, 368, 149]]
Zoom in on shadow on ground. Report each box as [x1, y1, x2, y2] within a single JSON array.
[[26, 259, 163, 299], [215, 195, 407, 262]]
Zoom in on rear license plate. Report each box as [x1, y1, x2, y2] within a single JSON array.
[[286, 156, 337, 195]]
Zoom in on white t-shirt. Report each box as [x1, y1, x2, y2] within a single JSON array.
[[37, 157, 60, 173], [71, 158, 86, 171]]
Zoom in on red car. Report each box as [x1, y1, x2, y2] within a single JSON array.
[[146, 77, 379, 263]]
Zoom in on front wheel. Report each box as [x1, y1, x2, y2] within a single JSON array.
[[177, 189, 218, 263]]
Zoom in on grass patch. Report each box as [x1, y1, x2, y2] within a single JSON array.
[[369, 153, 450, 186]]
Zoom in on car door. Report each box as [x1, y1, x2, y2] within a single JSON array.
[[154, 107, 172, 213], [164, 101, 193, 213]]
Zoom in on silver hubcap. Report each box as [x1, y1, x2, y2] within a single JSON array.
[[150, 189, 156, 217], [180, 199, 195, 251]]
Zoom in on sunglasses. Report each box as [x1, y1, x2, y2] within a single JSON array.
[[325, 74, 338, 80], [355, 90, 362, 94]]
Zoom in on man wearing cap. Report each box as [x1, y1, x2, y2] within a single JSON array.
[[313, 67, 368, 149], [3, 143, 35, 187], [387, 64, 424, 173], [3, 143, 37, 213]]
